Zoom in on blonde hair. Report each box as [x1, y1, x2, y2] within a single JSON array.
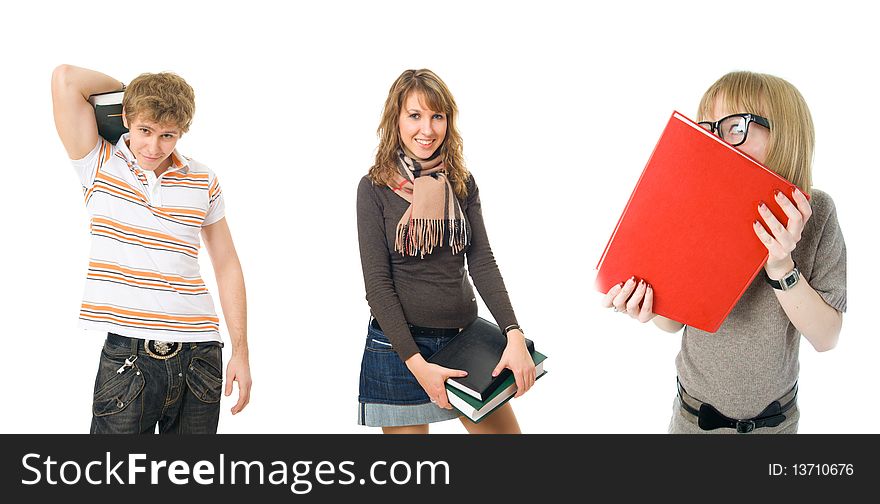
[[123, 72, 195, 132], [697, 71, 814, 195], [369, 69, 469, 198]]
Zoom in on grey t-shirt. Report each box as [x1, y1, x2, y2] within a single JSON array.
[[357, 174, 518, 361], [676, 189, 847, 419]]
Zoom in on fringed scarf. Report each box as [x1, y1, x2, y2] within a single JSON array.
[[390, 149, 469, 258]]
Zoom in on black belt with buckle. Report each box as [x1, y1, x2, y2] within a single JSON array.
[[144, 340, 183, 359], [108, 332, 183, 360], [677, 379, 798, 433], [370, 318, 460, 338]]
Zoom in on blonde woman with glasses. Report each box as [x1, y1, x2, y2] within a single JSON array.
[[602, 71, 846, 434]]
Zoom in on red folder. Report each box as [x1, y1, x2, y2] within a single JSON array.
[[595, 111, 807, 332]]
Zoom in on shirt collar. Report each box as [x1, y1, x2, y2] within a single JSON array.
[[115, 133, 190, 175]]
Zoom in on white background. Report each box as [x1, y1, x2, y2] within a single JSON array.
[[0, 0, 876, 434]]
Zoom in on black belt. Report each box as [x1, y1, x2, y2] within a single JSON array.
[[677, 379, 798, 433], [108, 332, 221, 360], [370, 318, 460, 337]]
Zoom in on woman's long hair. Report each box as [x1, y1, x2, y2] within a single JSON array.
[[369, 69, 469, 198]]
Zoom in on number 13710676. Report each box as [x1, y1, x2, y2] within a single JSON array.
[[769, 463, 854, 476]]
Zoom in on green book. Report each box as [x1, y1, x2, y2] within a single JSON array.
[[446, 350, 547, 424]]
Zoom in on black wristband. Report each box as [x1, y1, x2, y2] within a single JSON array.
[[503, 324, 522, 336]]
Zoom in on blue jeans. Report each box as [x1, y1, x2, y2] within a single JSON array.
[[90, 333, 223, 434], [359, 322, 457, 405]]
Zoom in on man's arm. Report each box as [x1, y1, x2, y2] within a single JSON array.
[[202, 217, 251, 415], [51, 64, 122, 159]]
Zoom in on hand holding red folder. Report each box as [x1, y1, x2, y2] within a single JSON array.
[[601, 277, 656, 322], [595, 112, 809, 332], [754, 188, 812, 279], [603, 186, 814, 322]]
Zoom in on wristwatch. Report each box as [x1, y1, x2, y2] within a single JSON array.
[[765, 261, 800, 291]]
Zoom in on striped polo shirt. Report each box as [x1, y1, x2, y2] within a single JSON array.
[[71, 134, 225, 342]]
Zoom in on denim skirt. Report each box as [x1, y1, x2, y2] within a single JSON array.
[[358, 321, 461, 427]]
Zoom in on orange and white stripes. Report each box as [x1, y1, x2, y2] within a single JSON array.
[[209, 176, 222, 205], [71, 135, 225, 342], [86, 171, 207, 227], [80, 303, 219, 335], [86, 260, 208, 295], [162, 170, 211, 190], [90, 215, 200, 258]]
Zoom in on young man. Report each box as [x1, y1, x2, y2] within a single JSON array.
[[52, 65, 252, 433]]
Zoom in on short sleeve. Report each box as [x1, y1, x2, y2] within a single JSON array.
[[807, 192, 846, 312], [204, 173, 226, 226], [71, 138, 111, 189]]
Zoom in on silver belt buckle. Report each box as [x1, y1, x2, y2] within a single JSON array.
[[144, 340, 183, 360]]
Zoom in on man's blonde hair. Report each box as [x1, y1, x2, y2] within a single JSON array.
[[123, 72, 195, 132]]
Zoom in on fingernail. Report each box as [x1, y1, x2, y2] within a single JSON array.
[[759, 202, 767, 209], [774, 189, 781, 196], [754, 220, 761, 225]]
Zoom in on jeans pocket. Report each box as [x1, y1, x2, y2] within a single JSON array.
[[103, 337, 132, 355], [92, 352, 146, 417], [186, 355, 222, 404], [366, 337, 395, 354], [365, 325, 395, 354]]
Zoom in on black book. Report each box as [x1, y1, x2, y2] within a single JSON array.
[[428, 317, 535, 401], [447, 350, 548, 423], [88, 90, 127, 144]]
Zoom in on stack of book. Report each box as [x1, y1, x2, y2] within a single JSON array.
[[428, 317, 548, 423]]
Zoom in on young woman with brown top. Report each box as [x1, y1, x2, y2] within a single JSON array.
[[356, 69, 536, 434]]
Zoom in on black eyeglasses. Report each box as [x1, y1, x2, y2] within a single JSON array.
[[698, 113, 771, 147]]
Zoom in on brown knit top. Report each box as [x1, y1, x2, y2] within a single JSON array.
[[357, 174, 518, 361]]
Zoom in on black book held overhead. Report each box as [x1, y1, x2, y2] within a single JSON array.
[[88, 90, 127, 144], [428, 317, 535, 401]]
